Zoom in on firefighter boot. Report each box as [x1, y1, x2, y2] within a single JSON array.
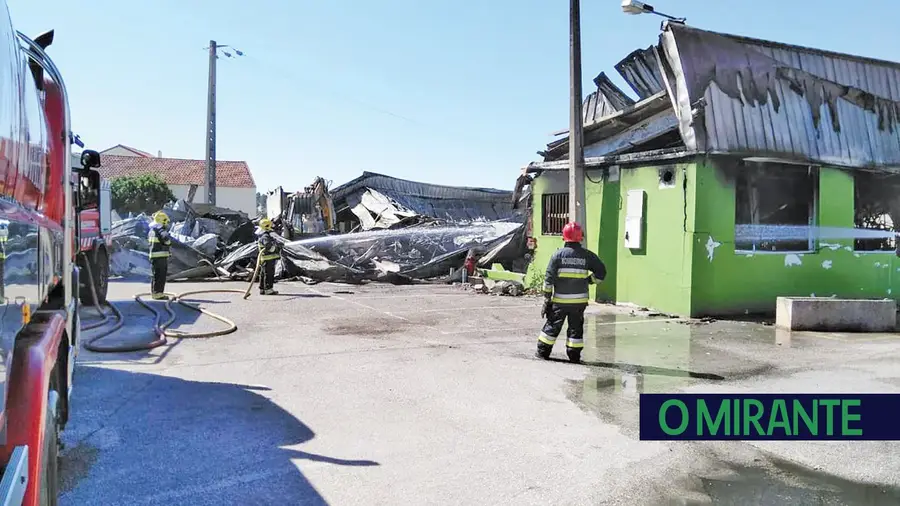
[[535, 343, 552, 360], [566, 348, 581, 364]]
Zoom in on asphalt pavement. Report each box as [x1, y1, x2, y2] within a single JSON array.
[[59, 279, 900, 505]]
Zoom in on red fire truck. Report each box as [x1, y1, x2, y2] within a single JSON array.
[[72, 154, 111, 305], [0, 5, 102, 504]]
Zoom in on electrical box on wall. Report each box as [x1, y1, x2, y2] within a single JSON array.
[[624, 189, 645, 250]]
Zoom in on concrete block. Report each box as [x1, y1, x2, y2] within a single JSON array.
[[775, 297, 897, 332]]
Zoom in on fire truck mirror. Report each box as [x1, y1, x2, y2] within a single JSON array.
[[78, 171, 100, 210], [80, 149, 101, 169]]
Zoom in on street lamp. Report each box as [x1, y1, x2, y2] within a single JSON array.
[[621, 0, 686, 23], [564, 2, 683, 248], [203, 41, 244, 206]]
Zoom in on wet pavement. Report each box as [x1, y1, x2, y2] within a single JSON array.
[[60, 280, 900, 505], [569, 314, 900, 504]]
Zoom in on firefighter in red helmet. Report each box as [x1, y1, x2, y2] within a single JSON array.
[[537, 222, 606, 363]]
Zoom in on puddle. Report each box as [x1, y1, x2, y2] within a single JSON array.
[[579, 314, 774, 382], [690, 458, 900, 505], [560, 314, 900, 505], [564, 315, 782, 432]]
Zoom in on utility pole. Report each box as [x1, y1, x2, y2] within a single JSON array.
[[205, 40, 217, 206], [568, 0, 587, 242]]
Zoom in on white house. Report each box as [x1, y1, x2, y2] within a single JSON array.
[[99, 144, 155, 157], [96, 145, 257, 216]]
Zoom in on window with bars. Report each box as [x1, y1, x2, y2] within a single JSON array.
[[854, 171, 900, 252], [541, 193, 569, 235]]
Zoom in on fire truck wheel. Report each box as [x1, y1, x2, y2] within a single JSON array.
[[94, 250, 109, 304], [39, 390, 60, 506], [77, 255, 92, 306]]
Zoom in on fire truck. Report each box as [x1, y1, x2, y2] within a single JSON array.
[[0, 4, 102, 504], [71, 153, 111, 305]]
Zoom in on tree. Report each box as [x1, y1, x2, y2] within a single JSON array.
[[110, 174, 176, 216]]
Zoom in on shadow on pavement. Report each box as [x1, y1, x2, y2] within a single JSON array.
[[267, 293, 330, 298], [262, 293, 331, 302], [61, 366, 378, 506], [543, 357, 726, 381], [172, 298, 230, 304]]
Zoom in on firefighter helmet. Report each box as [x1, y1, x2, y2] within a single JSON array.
[[259, 218, 274, 232], [562, 222, 583, 243], [152, 211, 170, 227]]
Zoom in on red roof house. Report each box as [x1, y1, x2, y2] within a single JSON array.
[[97, 151, 258, 215]]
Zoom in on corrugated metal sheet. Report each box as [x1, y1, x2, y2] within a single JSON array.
[[615, 46, 665, 100], [543, 92, 673, 161], [583, 110, 679, 158], [660, 23, 900, 169], [331, 172, 520, 223], [583, 73, 635, 124]]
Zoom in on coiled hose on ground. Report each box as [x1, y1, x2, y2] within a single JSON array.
[[80, 255, 253, 353]]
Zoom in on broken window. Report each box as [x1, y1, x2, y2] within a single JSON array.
[[541, 193, 569, 235], [734, 162, 818, 252], [853, 171, 900, 251]]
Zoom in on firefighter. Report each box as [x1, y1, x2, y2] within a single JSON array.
[[536, 222, 606, 363], [148, 211, 172, 300], [257, 218, 282, 295]]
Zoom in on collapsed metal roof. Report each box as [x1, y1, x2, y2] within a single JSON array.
[[583, 72, 636, 124], [537, 21, 900, 171], [614, 46, 666, 100], [543, 91, 679, 161], [331, 172, 521, 224]]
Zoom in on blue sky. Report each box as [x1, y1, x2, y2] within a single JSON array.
[[9, 1, 900, 192]]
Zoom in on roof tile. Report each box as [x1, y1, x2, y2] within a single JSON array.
[[97, 155, 256, 188]]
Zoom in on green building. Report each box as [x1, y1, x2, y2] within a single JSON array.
[[522, 22, 900, 317]]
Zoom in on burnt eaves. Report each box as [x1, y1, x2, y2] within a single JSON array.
[[528, 147, 697, 173], [614, 46, 665, 100], [543, 91, 675, 161]]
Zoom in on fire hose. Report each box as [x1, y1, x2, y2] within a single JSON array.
[[80, 253, 261, 353]]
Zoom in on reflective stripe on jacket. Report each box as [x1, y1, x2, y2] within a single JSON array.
[[544, 242, 606, 305], [148, 226, 171, 259], [258, 232, 282, 261]]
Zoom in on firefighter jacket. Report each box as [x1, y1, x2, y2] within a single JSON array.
[[543, 242, 606, 305], [148, 224, 172, 259], [258, 231, 282, 262]]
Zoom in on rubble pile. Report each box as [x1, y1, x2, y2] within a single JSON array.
[[108, 199, 528, 285]]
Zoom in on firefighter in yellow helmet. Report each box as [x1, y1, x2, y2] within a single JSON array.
[[148, 211, 172, 300], [256, 218, 282, 295]]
